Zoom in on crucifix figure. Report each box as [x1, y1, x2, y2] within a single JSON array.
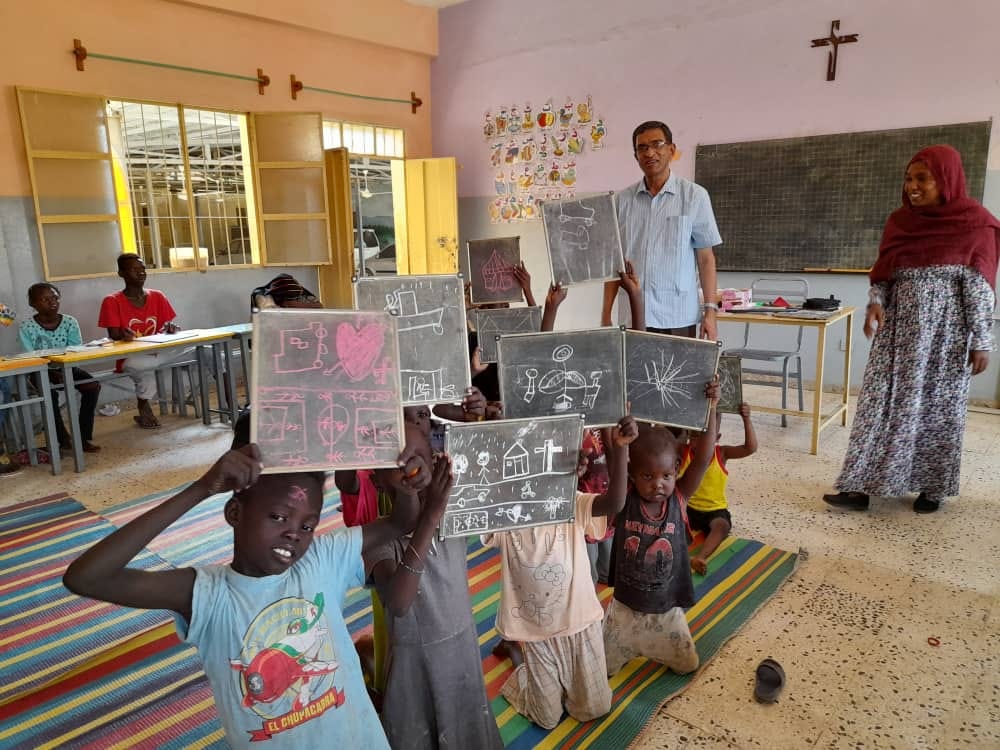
[[810, 19, 859, 81]]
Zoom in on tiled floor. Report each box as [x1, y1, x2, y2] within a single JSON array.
[[3, 386, 998, 749]]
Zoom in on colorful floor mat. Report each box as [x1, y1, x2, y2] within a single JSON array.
[[3, 489, 796, 749]]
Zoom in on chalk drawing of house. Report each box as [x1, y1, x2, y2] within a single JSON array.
[[502, 440, 530, 479], [482, 249, 515, 293]]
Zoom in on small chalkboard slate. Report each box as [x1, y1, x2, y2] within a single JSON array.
[[251, 309, 404, 473], [470, 306, 543, 364], [541, 193, 625, 287], [624, 331, 721, 431], [466, 236, 522, 304], [497, 328, 626, 427], [717, 355, 743, 414], [440, 414, 585, 539], [354, 275, 470, 406]]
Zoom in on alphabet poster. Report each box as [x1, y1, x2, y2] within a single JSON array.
[[251, 309, 404, 473], [440, 414, 584, 538]]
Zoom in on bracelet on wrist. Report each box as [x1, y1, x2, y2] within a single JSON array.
[[399, 559, 424, 575]]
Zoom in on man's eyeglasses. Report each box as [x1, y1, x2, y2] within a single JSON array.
[[635, 140, 670, 154]]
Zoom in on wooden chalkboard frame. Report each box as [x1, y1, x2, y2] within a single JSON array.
[[465, 236, 523, 305], [439, 413, 585, 539], [352, 274, 472, 407], [624, 330, 721, 432], [497, 327, 627, 428], [470, 305, 543, 364], [541, 192, 626, 287], [717, 355, 743, 415], [250, 308, 405, 474]]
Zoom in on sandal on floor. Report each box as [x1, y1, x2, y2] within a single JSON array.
[[822, 491, 869, 510], [913, 493, 940, 514], [133, 415, 161, 430], [754, 658, 786, 704]]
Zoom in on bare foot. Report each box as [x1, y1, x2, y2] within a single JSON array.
[[691, 557, 708, 575], [491, 638, 524, 667], [134, 401, 161, 429]]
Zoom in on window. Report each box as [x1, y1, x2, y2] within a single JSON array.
[[323, 120, 404, 158], [108, 100, 258, 269]]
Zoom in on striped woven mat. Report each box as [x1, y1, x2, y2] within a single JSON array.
[[1, 488, 796, 749]]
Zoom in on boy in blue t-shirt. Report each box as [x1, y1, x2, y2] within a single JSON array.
[[64, 439, 431, 749]]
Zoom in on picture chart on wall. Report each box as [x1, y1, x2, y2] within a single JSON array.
[[251, 309, 404, 473]]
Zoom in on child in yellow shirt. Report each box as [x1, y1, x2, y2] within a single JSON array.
[[682, 403, 757, 574]]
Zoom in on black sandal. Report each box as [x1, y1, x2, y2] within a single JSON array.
[[913, 493, 940, 514], [822, 491, 869, 510], [754, 658, 786, 703]]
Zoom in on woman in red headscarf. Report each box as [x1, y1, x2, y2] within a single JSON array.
[[824, 145, 999, 513]]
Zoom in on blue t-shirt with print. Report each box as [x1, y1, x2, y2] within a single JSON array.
[[176, 526, 388, 749]]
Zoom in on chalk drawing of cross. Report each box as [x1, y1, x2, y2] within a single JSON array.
[[810, 19, 859, 82], [534, 439, 564, 473]]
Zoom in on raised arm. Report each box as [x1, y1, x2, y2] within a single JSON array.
[[433, 386, 486, 422], [592, 414, 639, 517], [63, 445, 263, 623], [677, 381, 721, 499], [541, 282, 567, 332], [618, 260, 645, 331], [721, 402, 758, 461], [601, 280, 621, 327], [512, 261, 536, 307], [371, 456, 453, 617], [359, 450, 430, 564]]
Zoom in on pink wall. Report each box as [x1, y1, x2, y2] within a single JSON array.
[[432, 0, 1000, 201], [0, 0, 435, 196]]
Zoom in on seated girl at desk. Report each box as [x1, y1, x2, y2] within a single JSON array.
[[20, 283, 101, 453], [99, 254, 181, 430]]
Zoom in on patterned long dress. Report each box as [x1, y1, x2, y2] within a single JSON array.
[[835, 265, 995, 501]]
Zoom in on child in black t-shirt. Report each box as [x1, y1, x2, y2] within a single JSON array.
[[603, 380, 720, 676]]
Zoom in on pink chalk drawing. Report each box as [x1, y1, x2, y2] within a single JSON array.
[[275, 322, 328, 373], [317, 403, 349, 448], [355, 447, 377, 462], [355, 408, 399, 447], [482, 249, 516, 293], [258, 401, 307, 453], [334, 322, 386, 381]]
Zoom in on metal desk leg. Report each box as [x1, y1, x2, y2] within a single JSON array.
[[810, 326, 827, 455], [38, 373, 61, 476], [14, 374, 37, 466], [197, 346, 212, 426], [63, 362, 85, 472], [211, 342, 227, 423], [239, 333, 251, 407], [224, 340, 239, 424], [841, 311, 854, 426]]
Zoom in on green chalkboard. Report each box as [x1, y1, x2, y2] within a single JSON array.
[[695, 121, 991, 272]]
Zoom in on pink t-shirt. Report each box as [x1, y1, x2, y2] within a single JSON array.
[[484, 492, 607, 642], [98, 289, 176, 337]]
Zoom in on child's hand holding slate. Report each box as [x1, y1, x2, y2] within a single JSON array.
[[196, 444, 263, 495]]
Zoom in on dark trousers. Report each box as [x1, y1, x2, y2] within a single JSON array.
[[648, 324, 697, 338], [49, 367, 100, 444]]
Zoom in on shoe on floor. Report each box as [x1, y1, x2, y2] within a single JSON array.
[[0, 454, 23, 476], [822, 491, 870, 510], [913, 493, 940, 514]]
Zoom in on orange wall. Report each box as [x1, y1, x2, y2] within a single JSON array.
[[0, 0, 435, 196]]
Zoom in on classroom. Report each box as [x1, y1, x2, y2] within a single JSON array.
[[1, 0, 998, 748]]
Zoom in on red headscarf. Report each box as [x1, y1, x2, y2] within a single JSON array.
[[870, 145, 1000, 288]]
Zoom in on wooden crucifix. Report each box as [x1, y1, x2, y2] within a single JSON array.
[[810, 20, 859, 81]]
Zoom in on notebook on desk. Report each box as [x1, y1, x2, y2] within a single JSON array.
[[140, 331, 200, 343]]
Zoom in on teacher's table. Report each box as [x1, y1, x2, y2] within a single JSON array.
[[0, 357, 61, 475], [47, 330, 238, 472], [717, 306, 856, 454]]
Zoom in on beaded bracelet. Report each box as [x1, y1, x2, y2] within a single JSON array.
[[399, 559, 424, 575]]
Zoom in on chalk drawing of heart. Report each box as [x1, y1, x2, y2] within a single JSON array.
[[129, 316, 158, 336], [336, 322, 385, 381]]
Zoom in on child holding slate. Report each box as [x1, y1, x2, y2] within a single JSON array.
[[64, 428, 430, 749], [603, 379, 721, 678], [487, 413, 638, 730], [369, 423, 503, 750], [682, 402, 757, 574]]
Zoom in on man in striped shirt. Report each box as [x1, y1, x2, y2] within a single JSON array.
[[602, 121, 722, 340]]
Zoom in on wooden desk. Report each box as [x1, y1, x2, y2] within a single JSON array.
[[47, 330, 236, 472], [0, 357, 61, 475], [717, 306, 856, 454]]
